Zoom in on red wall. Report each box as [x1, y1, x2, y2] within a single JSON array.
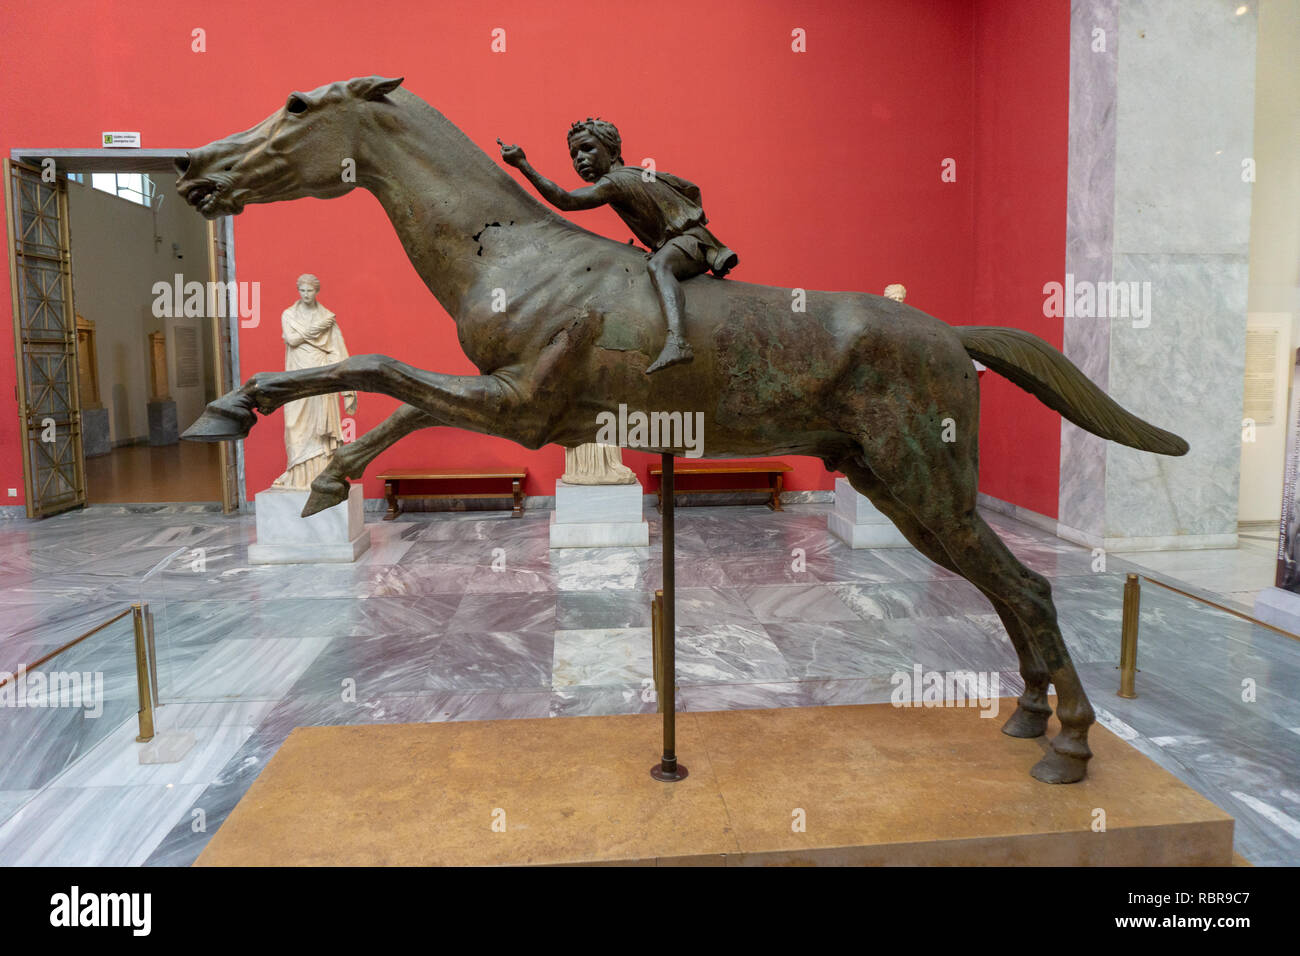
[[970, 0, 1070, 518], [0, 0, 1067, 512]]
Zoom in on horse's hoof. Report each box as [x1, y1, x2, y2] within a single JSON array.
[[302, 477, 349, 516], [182, 400, 255, 441], [1002, 705, 1050, 739], [1030, 746, 1090, 784]]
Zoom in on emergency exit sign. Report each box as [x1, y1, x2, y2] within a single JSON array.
[[102, 132, 141, 148]]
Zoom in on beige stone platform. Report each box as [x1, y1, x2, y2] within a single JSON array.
[[196, 701, 1234, 866]]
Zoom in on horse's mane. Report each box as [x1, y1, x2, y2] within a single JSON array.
[[389, 87, 643, 257]]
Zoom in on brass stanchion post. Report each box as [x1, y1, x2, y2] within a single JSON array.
[[1118, 574, 1140, 699], [132, 603, 156, 742], [651, 453, 686, 781]]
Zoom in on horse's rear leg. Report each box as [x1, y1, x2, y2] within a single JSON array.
[[835, 455, 1052, 740], [850, 438, 1095, 783], [304, 404, 436, 516]]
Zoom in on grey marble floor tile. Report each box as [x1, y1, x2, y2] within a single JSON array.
[[415, 689, 555, 722], [142, 728, 288, 867], [556, 589, 652, 630], [552, 628, 653, 689], [718, 552, 829, 587], [154, 700, 277, 730], [405, 533, 551, 569], [737, 583, 860, 623], [812, 547, 960, 585], [166, 636, 333, 701], [706, 527, 835, 563], [0, 781, 207, 866], [275, 630, 454, 702], [447, 592, 556, 635], [765, 620, 913, 680], [2, 600, 128, 653], [0, 573, 139, 606], [373, 562, 481, 596], [552, 547, 649, 591], [411, 514, 549, 543], [640, 555, 731, 590], [356, 522, 420, 565], [254, 688, 555, 738], [143, 596, 442, 647], [829, 578, 991, 621], [0, 704, 139, 791], [550, 681, 667, 717], [48, 719, 258, 788], [461, 565, 557, 594], [673, 622, 791, 684], [674, 587, 761, 627], [678, 679, 817, 711], [0, 790, 38, 828], [900, 615, 1020, 672], [417, 630, 556, 692]]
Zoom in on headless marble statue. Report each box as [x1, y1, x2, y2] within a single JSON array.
[[561, 443, 636, 484]]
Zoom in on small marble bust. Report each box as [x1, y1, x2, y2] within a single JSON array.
[[884, 283, 906, 302], [562, 443, 636, 485]]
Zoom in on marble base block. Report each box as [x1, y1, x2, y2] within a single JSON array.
[[1253, 586, 1300, 637], [81, 406, 111, 458], [828, 477, 910, 549], [147, 399, 178, 446], [248, 485, 370, 564], [137, 731, 197, 765], [549, 479, 649, 548]]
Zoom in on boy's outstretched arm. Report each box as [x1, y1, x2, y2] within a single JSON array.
[[498, 139, 615, 212]]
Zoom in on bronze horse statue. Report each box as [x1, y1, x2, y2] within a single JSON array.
[[176, 76, 1188, 784]]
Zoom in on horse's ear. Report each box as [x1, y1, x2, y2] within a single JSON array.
[[348, 76, 404, 101]]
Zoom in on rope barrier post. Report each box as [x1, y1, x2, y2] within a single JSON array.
[[1118, 574, 1140, 699], [132, 603, 156, 742]]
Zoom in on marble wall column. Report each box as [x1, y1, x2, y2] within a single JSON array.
[[1058, 0, 1255, 551]]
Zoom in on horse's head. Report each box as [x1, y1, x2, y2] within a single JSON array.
[[175, 75, 404, 219]]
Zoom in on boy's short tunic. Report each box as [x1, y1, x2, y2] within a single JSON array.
[[596, 165, 738, 276]]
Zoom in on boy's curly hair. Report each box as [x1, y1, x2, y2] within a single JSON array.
[[567, 117, 623, 164]]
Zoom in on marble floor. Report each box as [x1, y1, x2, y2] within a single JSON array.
[[0, 501, 1296, 866], [1119, 523, 1278, 611]]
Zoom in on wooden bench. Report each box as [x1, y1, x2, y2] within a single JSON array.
[[648, 461, 792, 512], [375, 468, 527, 520]]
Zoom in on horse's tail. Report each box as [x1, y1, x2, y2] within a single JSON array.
[[957, 326, 1189, 456]]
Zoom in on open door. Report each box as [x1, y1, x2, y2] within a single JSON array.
[[4, 158, 85, 518]]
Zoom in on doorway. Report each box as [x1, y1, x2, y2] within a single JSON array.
[[5, 151, 242, 516]]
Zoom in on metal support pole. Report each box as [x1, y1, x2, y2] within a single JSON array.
[[651, 453, 687, 782], [132, 602, 156, 742], [1118, 573, 1140, 699], [651, 589, 664, 714]]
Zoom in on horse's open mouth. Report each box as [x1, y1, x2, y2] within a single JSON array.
[[181, 181, 241, 218]]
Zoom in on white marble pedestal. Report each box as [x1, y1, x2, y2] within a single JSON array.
[[828, 477, 910, 549], [248, 485, 370, 564], [549, 480, 650, 548], [1253, 586, 1300, 636]]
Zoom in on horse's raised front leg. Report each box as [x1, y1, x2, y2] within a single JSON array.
[[302, 403, 436, 516], [183, 354, 542, 445]]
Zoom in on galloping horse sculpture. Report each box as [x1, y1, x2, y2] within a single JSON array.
[[176, 76, 1189, 784]]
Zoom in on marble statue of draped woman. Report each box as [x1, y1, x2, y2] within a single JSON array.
[[271, 275, 357, 490]]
